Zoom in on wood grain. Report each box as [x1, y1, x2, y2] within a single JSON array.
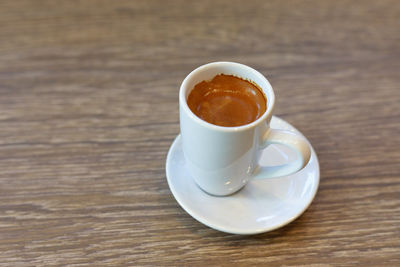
[[0, 0, 399, 265]]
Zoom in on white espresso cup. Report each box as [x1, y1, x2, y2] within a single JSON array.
[[179, 62, 311, 196]]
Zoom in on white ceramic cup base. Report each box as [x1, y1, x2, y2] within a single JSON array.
[[166, 116, 320, 235]]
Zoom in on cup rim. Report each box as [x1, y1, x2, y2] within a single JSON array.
[[179, 61, 275, 132]]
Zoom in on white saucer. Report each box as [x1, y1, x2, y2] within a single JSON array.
[[166, 116, 320, 235]]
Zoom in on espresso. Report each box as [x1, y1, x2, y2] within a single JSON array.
[[187, 74, 267, 127]]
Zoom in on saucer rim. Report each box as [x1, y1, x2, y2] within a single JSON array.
[[166, 116, 320, 235]]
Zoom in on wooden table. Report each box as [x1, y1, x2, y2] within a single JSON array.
[[1, 1, 399, 265]]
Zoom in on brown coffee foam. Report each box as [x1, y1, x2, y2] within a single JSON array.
[[187, 74, 267, 127]]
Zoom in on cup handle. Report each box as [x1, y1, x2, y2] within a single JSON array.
[[252, 128, 311, 179]]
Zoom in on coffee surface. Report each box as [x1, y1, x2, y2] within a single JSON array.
[[187, 74, 267, 127]]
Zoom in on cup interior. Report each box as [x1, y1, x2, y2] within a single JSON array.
[[180, 62, 275, 129]]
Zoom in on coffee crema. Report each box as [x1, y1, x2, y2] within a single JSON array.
[[187, 74, 267, 127]]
